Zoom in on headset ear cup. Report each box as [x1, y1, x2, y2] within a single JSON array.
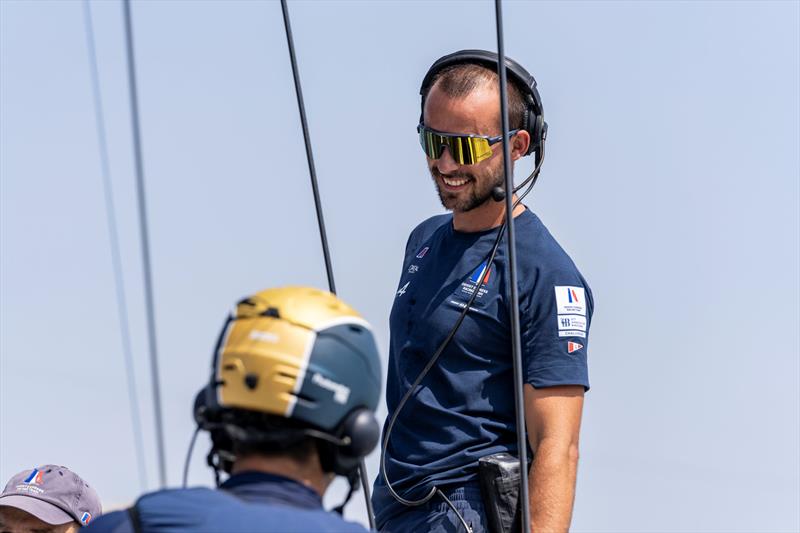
[[342, 409, 380, 458], [328, 408, 380, 476], [193, 386, 212, 429], [529, 114, 544, 155]]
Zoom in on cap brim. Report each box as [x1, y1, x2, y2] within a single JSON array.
[[0, 494, 74, 525]]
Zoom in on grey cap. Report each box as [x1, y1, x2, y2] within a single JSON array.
[[0, 465, 102, 527]]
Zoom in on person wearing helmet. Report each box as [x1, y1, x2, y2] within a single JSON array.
[[87, 286, 382, 533]]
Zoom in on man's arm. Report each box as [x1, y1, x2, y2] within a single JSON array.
[[524, 384, 584, 532]]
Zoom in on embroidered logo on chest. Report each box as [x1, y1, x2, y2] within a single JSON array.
[[457, 261, 492, 301]]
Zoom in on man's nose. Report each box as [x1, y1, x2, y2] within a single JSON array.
[[435, 146, 460, 173]]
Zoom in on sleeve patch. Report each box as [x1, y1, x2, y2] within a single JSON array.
[[554, 286, 586, 316]]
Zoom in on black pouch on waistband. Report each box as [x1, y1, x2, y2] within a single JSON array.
[[478, 452, 524, 533]]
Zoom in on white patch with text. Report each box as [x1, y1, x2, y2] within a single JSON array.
[[554, 286, 586, 316], [557, 314, 586, 332], [558, 330, 586, 338]]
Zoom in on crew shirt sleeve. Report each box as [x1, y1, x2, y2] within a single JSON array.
[[520, 266, 593, 391], [84, 510, 135, 533]]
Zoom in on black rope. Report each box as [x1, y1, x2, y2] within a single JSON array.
[[280, 0, 336, 296], [82, 0, 148, 492], [494, 0, 532, 530], [279, 1, 374, 528], [122, 0, 168, 489]]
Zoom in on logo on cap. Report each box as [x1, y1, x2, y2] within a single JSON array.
[[80, 512, 92, 525], [23, 469, 43, 485]]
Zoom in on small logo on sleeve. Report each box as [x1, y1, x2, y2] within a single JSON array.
[[555, 286, 586, 316], [567, 342, 583, 354], [416, 247, 429, 259]]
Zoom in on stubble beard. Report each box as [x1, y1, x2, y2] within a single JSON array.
[[430, 162, 505, 213]]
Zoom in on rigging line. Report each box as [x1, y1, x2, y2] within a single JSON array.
[[494, 0, 532, 530], [122, 0, 168, 488], [82, 0, 148, 492], [279, 1, 374, 528], [280, 0, 336, 295]]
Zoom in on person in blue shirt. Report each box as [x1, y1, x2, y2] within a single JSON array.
[[88, 286, 382, 533], [372, 51, 593, 533]]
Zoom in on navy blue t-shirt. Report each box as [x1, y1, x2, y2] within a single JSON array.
[[372, 209, 593, 527], [86, 471, 368, 532]]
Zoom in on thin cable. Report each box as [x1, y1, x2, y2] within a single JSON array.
[[495, 1, 531, 530], [280, 0, 336, 295], [122, 0, 168, 489], [279, 1, 373, 527], [82, 0, 148, 492], [182, 427, 201, 488], [358, 459, 376, 525]]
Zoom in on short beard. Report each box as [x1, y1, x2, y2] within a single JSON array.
[[430, 164, 505, 212]]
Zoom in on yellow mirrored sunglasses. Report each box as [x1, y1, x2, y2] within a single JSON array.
[[417, 124, 520, 166]]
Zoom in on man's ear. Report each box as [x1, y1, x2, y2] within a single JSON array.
[[511, 130, 531, 160]]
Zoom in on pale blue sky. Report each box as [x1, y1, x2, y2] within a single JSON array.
[[1, 1, 798, 531]]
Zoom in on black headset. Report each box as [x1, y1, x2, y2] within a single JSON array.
[[192, 313, 380, 480], [419, 49, 547, 156]]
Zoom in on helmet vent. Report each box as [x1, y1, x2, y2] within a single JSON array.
[[244, 373, 259, 390]]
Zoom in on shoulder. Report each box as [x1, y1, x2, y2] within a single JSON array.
[[84, 509, 133, 533], [516, 210, 593, 307], [407, 214, 451, 245], [91, 488, 369, 533], [518, 211, 585, 274]]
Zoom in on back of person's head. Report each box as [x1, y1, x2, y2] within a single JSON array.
[[193, 286, 382, 485], [0, 465, 101, 532]]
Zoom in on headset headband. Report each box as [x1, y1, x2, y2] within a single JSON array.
[[419, 49, 545, 155]]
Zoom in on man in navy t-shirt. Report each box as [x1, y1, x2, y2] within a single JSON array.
[[373, 51, 593, 533]]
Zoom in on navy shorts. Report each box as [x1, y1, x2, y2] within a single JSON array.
[[378, 484, 488, 533]]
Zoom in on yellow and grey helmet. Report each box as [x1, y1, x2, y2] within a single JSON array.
[[210, 286, 381, 431], [194, 286, 382, 476]]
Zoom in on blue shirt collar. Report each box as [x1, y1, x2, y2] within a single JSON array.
[[221, 471, 323, 510]]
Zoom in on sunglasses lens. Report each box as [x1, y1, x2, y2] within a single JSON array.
[[418, 127, 492, 165]]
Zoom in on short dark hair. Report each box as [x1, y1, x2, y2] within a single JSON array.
[[422, 62, 527, 131], [224, 410, 317, 463]]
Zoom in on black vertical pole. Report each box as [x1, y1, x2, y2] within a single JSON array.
[[280, 0, 336, 296], [494, 0, 532, 530], [279, 1, 375, 528]]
